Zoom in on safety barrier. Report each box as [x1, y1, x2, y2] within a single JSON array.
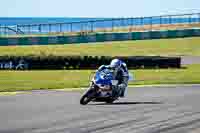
[[1, 13, 200, 35], [0, 29, 200, 46]]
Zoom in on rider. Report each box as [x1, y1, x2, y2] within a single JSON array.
[[97, 59, 129, 97]]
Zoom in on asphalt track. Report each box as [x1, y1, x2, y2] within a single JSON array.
[[0, 85, 200, 133], [181, 56, 200, 65]]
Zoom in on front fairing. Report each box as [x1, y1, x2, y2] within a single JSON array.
[[94, 70, 114, 86], [95, 73, 110, 85]]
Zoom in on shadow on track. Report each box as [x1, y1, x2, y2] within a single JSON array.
[[90, 101, 162, 105]]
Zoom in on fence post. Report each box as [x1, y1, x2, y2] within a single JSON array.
[[70, 23, 73, 32], [160, 16, 162, 27], [59, 24, 62, 32], [131, 18, 134, 32], [0, 25, 1, 35], [150, 17, 152, 31], [111, 19, 114, 31], [169, 15, 172, 25], [81, 23, 83, 32], [140, 17, 144, 31], [198, 13, 200, 23], [27, 25, 30, 34], [49, 24, 51, 33], [39, 24, 41, 33], [188, 14, 192, 24], [91, 21, 94, 32], [131, 18, 134, 26], [16, 25, 19, 34], [121, 18, 123, 27], [4, 25, 6, 35]]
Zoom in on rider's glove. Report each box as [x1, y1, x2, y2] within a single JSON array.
[[118, 84, 126, 89]]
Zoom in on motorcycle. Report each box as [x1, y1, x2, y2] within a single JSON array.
[[80, 68, 133, 105]]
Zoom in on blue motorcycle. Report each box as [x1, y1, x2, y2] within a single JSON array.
[[80, 68, 131, 105]]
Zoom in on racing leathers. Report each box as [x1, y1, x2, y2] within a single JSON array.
[[97, 62, 129, 97]]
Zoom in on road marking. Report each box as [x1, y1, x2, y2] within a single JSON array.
[[1, 84, 200, 95], [53, 88, 86, 91], [0, 92, 28, 96], [53, 84, 200, 91]]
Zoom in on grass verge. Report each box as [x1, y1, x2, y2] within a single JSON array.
[[0, 64, 199, 92], [0, 37, 200, 57]]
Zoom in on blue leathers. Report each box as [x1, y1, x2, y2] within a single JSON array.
[[97, 59, 129, 97]]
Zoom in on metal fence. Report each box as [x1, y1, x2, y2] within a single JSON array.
[[0, 13, 200, 36]]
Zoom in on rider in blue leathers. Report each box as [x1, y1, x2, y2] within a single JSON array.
[[97, 59, 129, 97]]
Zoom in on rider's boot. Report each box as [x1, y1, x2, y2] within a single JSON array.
[[119, 85, 126, 98], [120, 88, 125, 97], [112, 86, 120, 98]]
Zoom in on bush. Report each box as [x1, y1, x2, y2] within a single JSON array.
[[0, 55, 181, 70]]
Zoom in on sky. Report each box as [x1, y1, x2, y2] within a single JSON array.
[[1, 0, 200, 17]]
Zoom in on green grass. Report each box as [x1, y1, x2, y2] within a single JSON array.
[[0, 37, 200, 92], [0, 64, 200, 92], [0, 37, 200, 57]]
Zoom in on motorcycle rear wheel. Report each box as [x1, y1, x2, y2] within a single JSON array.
[[105, 99, 115, 104]]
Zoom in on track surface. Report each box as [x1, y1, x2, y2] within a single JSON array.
[[1, 85, 200, 133], [181, 56, 200, 65]]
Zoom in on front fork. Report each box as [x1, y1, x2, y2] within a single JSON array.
[[86, 82, 99, 98]]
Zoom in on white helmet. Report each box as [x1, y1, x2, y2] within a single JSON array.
[[110, 59, 121, 70]]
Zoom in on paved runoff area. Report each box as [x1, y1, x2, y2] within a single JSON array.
[[1, 85, 200, 133]]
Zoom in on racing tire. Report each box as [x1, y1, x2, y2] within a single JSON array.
[[105, 99, 115, 104], [80, 87, 96, 105], [80, 94, 92, 105]]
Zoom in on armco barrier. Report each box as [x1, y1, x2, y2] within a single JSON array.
[[0, 29, 200, 46], [0, 56, 181, 70]]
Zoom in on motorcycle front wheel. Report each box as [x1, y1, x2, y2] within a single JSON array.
[[80, 87, 96, 105], [80, 94, 92, 105]]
